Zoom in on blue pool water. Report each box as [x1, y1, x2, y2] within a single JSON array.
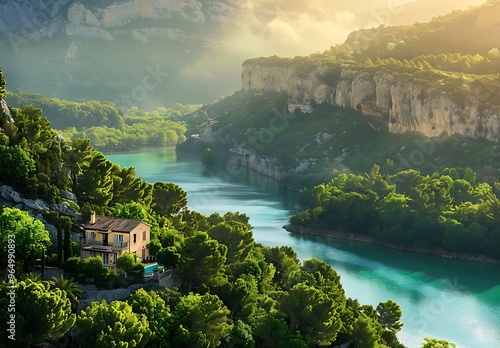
[[144, 263, 159, 274]]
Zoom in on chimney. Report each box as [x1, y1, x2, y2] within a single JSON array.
[[90, 211, 96, 224]]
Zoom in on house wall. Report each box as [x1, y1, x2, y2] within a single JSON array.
[[81, 250, 117, 266], [129, 224, 150, 260]]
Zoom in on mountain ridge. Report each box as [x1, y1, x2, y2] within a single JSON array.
[[241, 0, 500, 142]]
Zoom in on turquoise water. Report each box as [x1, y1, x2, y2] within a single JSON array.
[[106, 147, 500, 348], [144, 263, 159, 274]]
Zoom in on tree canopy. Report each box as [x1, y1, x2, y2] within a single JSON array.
[[0, 280, 75, 347], [74, 299, 152, 348], [290, 165, 500, 259], [0, 207, 51, 272]]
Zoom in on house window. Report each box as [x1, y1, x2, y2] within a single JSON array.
[[142, 231, 147, 241], [87, 232, 96, 240], [89, 251, 95, 257], [115, 234, 124, 242], [133, 234, 137, 244], [113, 253, 117, 264], [103, 253, 109, 264]]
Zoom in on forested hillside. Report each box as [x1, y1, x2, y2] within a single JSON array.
[[247, 0, 500, 81], [6, 90, 202, 152], [241, 0, 500, 143], [1, 2, 498, 345], [290, 165, 500, 260]]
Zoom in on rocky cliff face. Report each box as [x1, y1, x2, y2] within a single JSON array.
[[0, 98, 14, 122], [242, 63, 500, 142], [0, 0, 267, 48], [0, 0, 246, 47]]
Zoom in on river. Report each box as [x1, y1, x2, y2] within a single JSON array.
[[106, 147, 500, 348]]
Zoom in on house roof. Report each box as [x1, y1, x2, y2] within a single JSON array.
[[84, 216, 149, 233]]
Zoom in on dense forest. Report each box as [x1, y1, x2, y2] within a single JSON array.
[[6, 90, 202, 152], [290, 165, 500, 259], [0, 65, 459, 347]]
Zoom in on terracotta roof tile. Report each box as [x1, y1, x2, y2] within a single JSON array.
[[84, 216, 148, 233]]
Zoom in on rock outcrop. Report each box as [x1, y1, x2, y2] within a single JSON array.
[[0, 185, 81, 243], [242, 62, 500, 142], [0, 98, 14, 122]]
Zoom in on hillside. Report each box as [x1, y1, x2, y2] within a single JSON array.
[[175, 1, 500, 189], [178, 90, 500, 189], [242, 0, 500, 142]]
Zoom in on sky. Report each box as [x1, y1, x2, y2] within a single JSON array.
[[232, 0, 488, 57]]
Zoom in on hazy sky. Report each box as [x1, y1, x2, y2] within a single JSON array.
[[233, 0, 488, 56]]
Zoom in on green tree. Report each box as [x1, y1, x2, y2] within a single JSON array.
[[252, 310, 307, 348], [176, 232, 227, 292], [127, 289, 172, 348], [49, 276, 83, 313], [221, 319, 255, 348], [111, 165, 153, 207], [74, 300, 151, 348], [261, 245, 301, 286], [157, 246, 181, 268], [80, 256, 109, 277], [276, 282, 342, 345], [0, 145, 36, 187], [75, 151, 114, 206], [463, 167, 477, 186], [0, 280, 76, 347], [298, 258, 345, 304], [214, 275, 259, 321], [376, 299, 403, 332], [110, 201, 152, 223], [207, 221, 254, 263], [65, 138, 92, 192], [117, 253, 144, 273], [0, 207, 51, 272], [58, 215, 73, 262], [350, 313, 379, 348], [379, 192, 413, 228], [421, 337, 457, 348], [0, 68, 5, 98], [172, 293, 232, 348], [152, 182, 188, 215], [201, 147, 220, 168]]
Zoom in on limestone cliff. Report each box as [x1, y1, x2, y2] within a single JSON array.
[[242, 63, 500, 142], [0, 98, 14, 123], [0, 0, 241, 48]]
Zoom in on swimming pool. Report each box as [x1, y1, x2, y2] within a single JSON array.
[[144, 263, 158, 274]]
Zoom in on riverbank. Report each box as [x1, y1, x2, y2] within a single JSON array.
[[284, 224, 500, 264]]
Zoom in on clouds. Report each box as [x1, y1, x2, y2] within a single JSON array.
[[221, 0, 487, 56]]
